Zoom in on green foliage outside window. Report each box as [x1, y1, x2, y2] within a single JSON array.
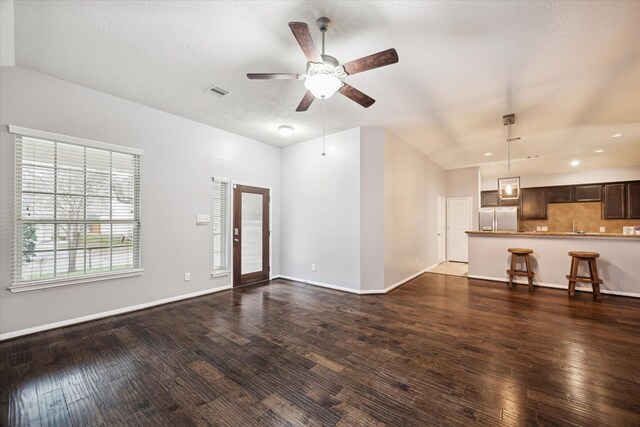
[[23, 224, 37, 263]]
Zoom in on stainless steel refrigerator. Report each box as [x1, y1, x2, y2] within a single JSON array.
[[479, 207, 518, 231]]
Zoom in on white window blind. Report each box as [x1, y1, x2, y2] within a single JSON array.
[[11, 127, 142, 290], [212, 177, 230, 272]]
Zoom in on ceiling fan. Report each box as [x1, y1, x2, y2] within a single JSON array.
[[247, 17, 399, 112]]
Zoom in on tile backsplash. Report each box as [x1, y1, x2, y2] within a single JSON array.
[[519, 202, 638, 233]]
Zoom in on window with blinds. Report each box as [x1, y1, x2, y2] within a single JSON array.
[[11, 126, 142, 290], [212, 177, 230, 273]]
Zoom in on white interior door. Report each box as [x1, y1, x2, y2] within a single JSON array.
[[437, 196, 446, 263], [447, 197, 472, 262]]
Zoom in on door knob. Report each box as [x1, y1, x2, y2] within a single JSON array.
[[234, 238, 239, 243]]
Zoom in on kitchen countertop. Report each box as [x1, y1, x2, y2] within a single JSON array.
[[466, 231, 640, 238]]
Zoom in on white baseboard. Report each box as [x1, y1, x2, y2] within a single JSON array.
[[467, 274, 640, 298], [272, 275, 362, 294], [274, 265, 435, 295], [376, 264, 436, 294], [0, 285, 232, 341], [425, 262, 441, 272]]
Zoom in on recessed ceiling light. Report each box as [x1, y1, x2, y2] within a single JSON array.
[[484, 152, 492, 156], [490, 164, 495, 167], [570, 160, 580, 166], [612, 133, 622, 138], [595, 149, 604, 153], [278, 125, 294, 137]]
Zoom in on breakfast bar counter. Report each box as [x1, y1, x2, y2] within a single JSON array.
[[466, 231, 640, 297], [467, 231, 640, 238]]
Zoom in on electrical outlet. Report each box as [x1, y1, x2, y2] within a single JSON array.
[[536, 226, 541, 231], [184, 272, 191, 282], [542, 226, 548, 231], [600, 226, 605, 232], [415, 257, 419, 264], [311, 264, 316, 271]]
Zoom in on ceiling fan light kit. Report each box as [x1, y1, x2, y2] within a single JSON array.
[[304, 71, 342, 99], [498, 113, 521, 201], [247, 17, 399, 111]]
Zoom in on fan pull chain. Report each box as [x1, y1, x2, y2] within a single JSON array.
[[322, 99, 326, 156]]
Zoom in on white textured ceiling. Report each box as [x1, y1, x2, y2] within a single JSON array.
[[12, 1, 640, 177]]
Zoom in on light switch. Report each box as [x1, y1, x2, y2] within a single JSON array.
[[196, 214, 210, 225]]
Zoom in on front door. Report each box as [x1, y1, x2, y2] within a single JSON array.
[[233, 185, 270, 286]]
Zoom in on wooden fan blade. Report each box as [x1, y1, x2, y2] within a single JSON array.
[[288, 22, 322, 63], [339, 83, 376, 108], [247, 73, 301, 80], [342, 48, 399, 75], [296, 91, 315, 112]]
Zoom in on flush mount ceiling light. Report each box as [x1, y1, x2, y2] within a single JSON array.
[[595, 149, 604, 153], [278, 125, 294, 136], [498, 113, 521, 201], [571, 160, 580, 166], [612, 133, 623, 138], [484, 152, 492, 156]]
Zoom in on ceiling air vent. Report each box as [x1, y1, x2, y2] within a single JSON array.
[[207, 85, 229, 97]]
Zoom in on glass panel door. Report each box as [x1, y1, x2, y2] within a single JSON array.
[[233, 185, 270, 286], [241, 192, 263, 274]]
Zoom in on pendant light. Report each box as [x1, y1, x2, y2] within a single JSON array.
[[498, 114, 521, 200]]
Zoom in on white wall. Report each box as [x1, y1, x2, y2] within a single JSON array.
[[384, 131, 446, 288], [481, 166, 640, 191], [360, 127, 385, 292], [0, 1, 15, 67], [279, 128, 361, 292], [280, 127, 444, 293], [0, 66, 280, 336], [446, 167, 480, 231]]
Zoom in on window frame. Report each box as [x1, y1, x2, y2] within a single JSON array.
[[8, 125, 144, 293]]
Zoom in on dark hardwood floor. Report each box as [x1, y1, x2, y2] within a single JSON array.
[[2, 273, 640, 426]]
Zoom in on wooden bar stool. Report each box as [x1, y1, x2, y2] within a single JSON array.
[[566, 251, 603, 300], [507, 248, 534, 290]]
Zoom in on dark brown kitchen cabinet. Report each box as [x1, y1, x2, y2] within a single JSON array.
[[480, 190, 520, 207], [547, 186, 573, 203], [575, 185, 602, 202], [481, 191, 499, 207], [627, 181, 640, 219], [520, 188, 547, 219], [603, 183, 626, 219]]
